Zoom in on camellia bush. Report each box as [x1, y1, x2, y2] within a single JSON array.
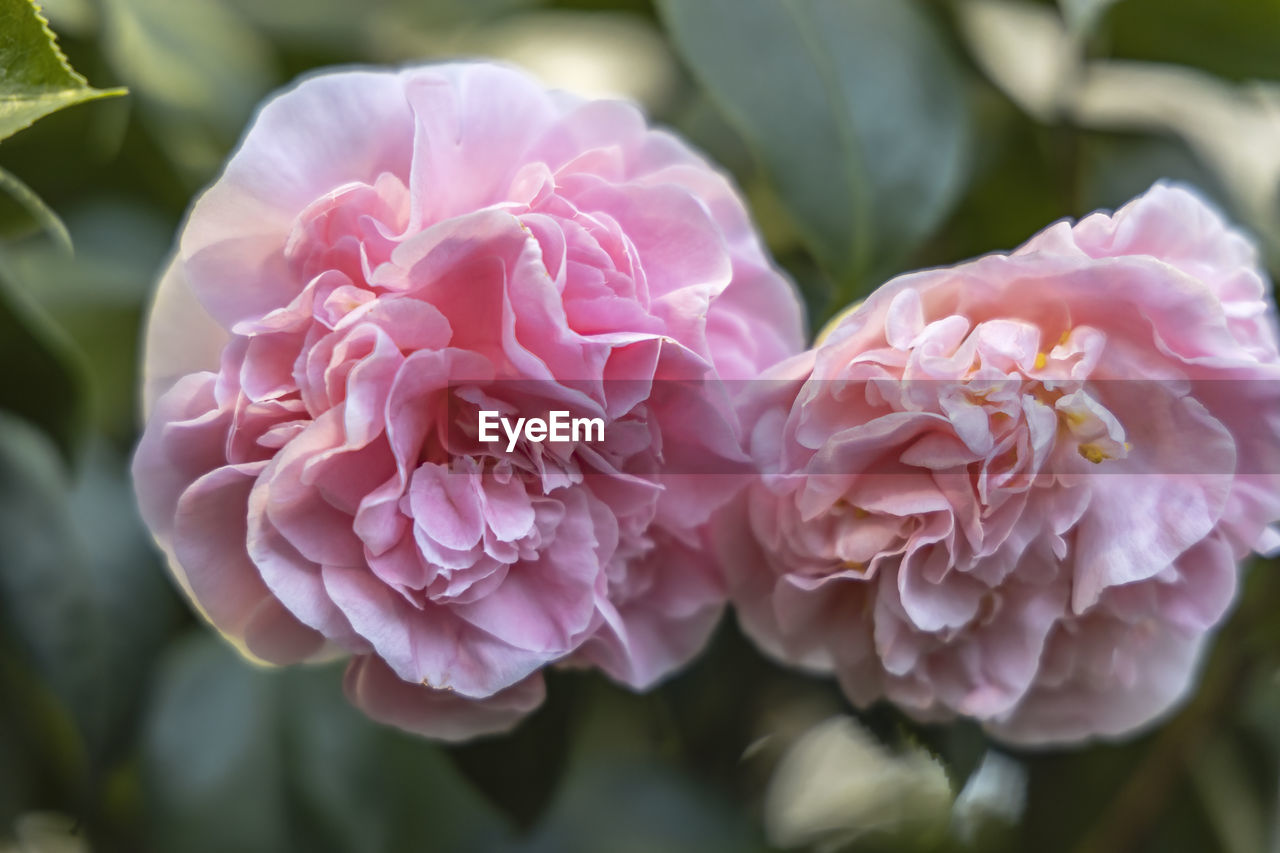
[[2, 1, 1280, 852]]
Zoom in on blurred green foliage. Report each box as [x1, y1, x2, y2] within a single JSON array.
[[0, 0, 1278, 851], [659, 0, 972, 313], [1105, 0, 1280, 81]]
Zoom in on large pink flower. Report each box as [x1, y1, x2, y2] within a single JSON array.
[[718, 183, 1280, 744], [133, 63, 803, 740]]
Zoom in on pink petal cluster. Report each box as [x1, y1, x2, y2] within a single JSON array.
[[133, 63, 803, 740], [718, 184, 1280, 743]]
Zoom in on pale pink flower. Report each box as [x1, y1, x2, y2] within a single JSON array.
[[133, 63, 803, 740], [718, 183, 1280, 744]]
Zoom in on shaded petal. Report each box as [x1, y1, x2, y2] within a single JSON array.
[[344, 654, 544, 742]]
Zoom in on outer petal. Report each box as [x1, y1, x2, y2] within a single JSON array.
[[133, 380, 329, 666], [988, 619, 1208, 745], [574, 531, 725, 689], [181, 69, 417, 326], [344, 654, 545, 742], [141, 259, 228, 416]]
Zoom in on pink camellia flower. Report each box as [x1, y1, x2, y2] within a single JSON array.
[[133, 62, 803, 740], [718, 183, 1280, 744]]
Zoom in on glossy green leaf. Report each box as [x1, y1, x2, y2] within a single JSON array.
[[0, 0, 125, 141], [657, 0, 972, 303]]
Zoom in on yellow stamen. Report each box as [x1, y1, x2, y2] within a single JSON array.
[[1034, 352, 1048, 370], [833, 500, 869, 519], [1061, 408, 1087, 428], [1078, 443, 1109, 464]]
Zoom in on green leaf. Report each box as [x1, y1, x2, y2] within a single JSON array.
[[522, 759, 765, 853], [447, 669, 578, 831], [143, 637, 290, 853], [143, 638, 509, 853], [64, 441, 181, 763], [0, 414, 83, 806], [0, 262, 85, 462], [4, 200, 173, 438], [1190, 733, 1268, 853], [0, 415, 94, 787], [279, 665, 511, 853], [0, 164, 71, 251], [657, 0, 972, 305], [507, 671, 769, 852], [0, 425, 177, 778], [0, 0, 125, 142]]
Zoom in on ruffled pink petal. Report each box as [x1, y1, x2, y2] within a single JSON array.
[[344, 654, 545, 742]]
